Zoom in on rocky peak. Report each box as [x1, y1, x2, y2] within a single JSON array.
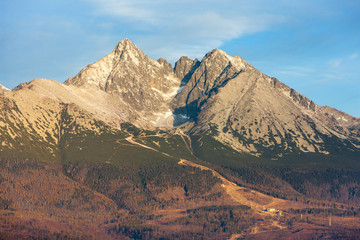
[[113, 39, 137, 53], [174, 56, 200, 84], [65, 39, 182, 128], [201, 49, 231, 69], [204, 49, 251, 71], [172, 48, 252, 118], [1, 39, 360, 155], [157, 58, 174, 74], [112, 39, 148, 66], [205, 48, 229, 58]]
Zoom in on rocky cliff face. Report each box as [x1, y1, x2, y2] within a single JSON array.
[[174, 56, 200, 85], [172, 49, 253, 118], [2, 40, 360, 240], [0, 39, 359, 158], [65, 39, 181, 128], [171, 49, 360, 156]]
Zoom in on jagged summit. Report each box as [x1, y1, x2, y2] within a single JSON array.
[[172, 47, 254, 117], [174, 56, 200, 85], [112, 39, 147, 65], [171, 46, 359, 156], [206, 48, 229, 57], [113, 38, 137, 52], [1, 39, 360, 240], [65, 39, 181, 128], [205, 48, 253, 70], [2, 39, 359, 155], [63, 39, 360, 155]]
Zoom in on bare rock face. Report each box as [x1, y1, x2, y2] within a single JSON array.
[[315, 106, 360, 139], [65, 40, 181, 119], [0, 39, 359, 158], [65, 39, 182, 128], [172, 50, 360, 156], [172, 49, 253, 119], [174, 56, 200, 84]]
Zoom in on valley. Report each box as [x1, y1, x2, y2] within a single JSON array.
[[0, 39, 359, 239]]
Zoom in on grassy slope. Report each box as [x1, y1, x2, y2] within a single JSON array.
[[191, 133, 360, 204], [1, 102, 360, 239]]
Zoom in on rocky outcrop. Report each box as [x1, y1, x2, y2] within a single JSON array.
[[171, 50, 360, 156], [174, 56, 200, 85], [0, 39, 359, 157], [65, 39, 182, 128], [172, 49, 253, 118], [66, 39, 180, 114]]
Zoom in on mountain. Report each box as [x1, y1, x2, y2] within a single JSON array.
[[64, 39, 360, 157], [65, 39, 181, 128], [0, 39, 360, 239], [0, 84, 9, 94], [172, 49, 360, 157]]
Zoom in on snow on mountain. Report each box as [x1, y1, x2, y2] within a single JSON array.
[[0, 39, 358, 157], [0, 84, 10, 94]]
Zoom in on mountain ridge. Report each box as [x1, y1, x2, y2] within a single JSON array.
[[1, 39, 360, 239], [2, 39, 359, 157]]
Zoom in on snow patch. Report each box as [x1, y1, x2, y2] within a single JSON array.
[[173, 113, 190, 126], [177, 85, 185, 94], [165, 74, 179, 83], [151, 109, 174, 127], [0, 84, 10, 92], [337, 117, 348, 122], [175, 114, 189, 121], [211, 49, 248, 71], [154, 110, 173, 120], [151, 86, 179, 100]]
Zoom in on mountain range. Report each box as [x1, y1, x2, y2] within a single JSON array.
[[0, 39, 359, 239]]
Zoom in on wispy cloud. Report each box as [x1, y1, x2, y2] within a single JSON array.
[[276, 66, 315, 77], [348, 53, 358, 60], [328, 59, 342, 68], [327, 52, 359, 68], [86, 0, 156, 23], [83, 0, 285, 61]]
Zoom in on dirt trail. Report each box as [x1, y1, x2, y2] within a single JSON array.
[[179, 159, 296, 240], [178, 133, 197, 158], [178, 159, 288, 211], [228, 234, 243, 240], [116, 134, 291, 212], [124, 136, 156, 151], [116, 135, 171, 157]]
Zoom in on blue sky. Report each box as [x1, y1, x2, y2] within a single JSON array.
[[1, 0, 359, 117]]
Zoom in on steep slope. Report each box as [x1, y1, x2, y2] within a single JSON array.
[[172, 49, 360, 157], [174, 56, 200, 86], [0, 40, 185, 158], [172, 49, 253, 118], [66, 39, 182, 128], [1, 39, 360, 239]]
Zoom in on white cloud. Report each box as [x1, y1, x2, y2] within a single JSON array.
[[328, 53, 359, 69], [276, 65, 315, 77], [84, 0, 285, 62], [86, 0, 156, 23], [348, 53, 358, 60], [328, 59, 342, 68]]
